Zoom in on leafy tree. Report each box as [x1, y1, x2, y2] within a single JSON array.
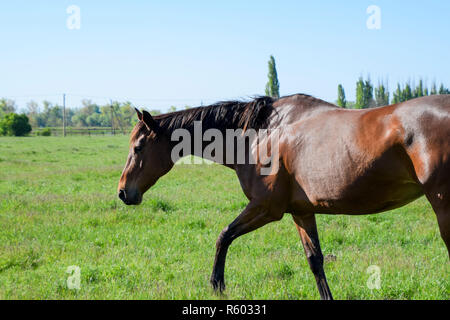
[[265, 55, 280, 98], [25, 101, 39, 127], [86, 113, 103, 127], [47, 105, 64, 127], [119, 102, 137, 127], [33, 100, 65, 127], [0, 113, 32, 136], [337, 84, 346, 108], [80, 100, 100, 116], [0, 99, 16, 118], [71, 113, 88, 127], [72, 100, 101, 127]]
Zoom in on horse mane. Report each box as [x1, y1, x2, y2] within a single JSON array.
[[131, 93, 323, 141], [153, 96, 275, 132]]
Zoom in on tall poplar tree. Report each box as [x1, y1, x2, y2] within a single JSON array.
[[265, 55, 280, 98], [402, 83, 412, 101], [355, 76, 374, 108], [414, 79, 424, 98], [337, 84, 346, 108], [355, 77, 365, 109], [430, 82, 437, 95], [364, 78, 374, 108], [375, 82, 389, 106]]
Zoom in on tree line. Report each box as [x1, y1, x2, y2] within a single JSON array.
[[337, 78, 450, 109], [263, 56, 450, 110], [0, 98, 178, 131]]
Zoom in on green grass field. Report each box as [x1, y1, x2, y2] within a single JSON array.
[[0, 136, 448, 299]]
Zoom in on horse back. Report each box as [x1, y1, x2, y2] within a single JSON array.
[[279, 95, 450, 214]]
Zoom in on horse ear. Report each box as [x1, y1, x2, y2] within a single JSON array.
[[142, 110, 161, 133], [135, 108, 143, 121]]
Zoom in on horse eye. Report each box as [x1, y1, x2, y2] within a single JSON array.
[[134, 146, 142, 153]]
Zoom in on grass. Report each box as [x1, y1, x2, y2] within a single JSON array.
[[0, 136, 448, 300]]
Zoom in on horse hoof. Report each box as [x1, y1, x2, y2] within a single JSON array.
[[210, 278, 226, 293]]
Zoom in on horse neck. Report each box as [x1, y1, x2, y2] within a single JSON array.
[[156, 97, 275, 166], [160, 113, 240, 167]]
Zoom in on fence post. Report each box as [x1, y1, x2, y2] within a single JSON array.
[[63, 94, 66, 137]]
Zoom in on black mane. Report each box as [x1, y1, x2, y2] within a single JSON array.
[[153, 96, 275, 132]]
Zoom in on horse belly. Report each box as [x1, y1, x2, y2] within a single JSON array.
[[291, 145, 423, 215], [314, 178, 424, 215]]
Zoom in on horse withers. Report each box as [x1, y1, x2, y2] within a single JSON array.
[[118, 94, 450, 300]]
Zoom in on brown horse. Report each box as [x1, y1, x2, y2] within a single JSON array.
[[118, 94, 450, 299]]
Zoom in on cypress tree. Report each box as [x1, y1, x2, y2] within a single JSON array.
[[337, 84, 347, 108], [265, 55, 280, 98]]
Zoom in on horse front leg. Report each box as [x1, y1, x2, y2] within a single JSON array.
[[292, 214, 333, 300], [210, 202, 283, 293]]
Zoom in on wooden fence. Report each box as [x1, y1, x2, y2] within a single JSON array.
[[32, 127, 133, 136]]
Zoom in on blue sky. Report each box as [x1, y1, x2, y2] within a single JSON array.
[[1, 1, 449, 112]]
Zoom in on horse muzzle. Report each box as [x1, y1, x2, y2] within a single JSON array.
[[118, 188, 142, 205]]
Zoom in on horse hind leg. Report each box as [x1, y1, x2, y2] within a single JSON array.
[[292, 214, 333, 300], [423, 169, 450, 258], [435, 208, 450, 258], [425, 191, 450, 258]]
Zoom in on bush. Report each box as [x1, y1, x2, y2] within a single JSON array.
[[38, 128, 52, 136], [0, 113, 32, 136]]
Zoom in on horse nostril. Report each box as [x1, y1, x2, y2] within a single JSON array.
[[118, 189, 126, 201]]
